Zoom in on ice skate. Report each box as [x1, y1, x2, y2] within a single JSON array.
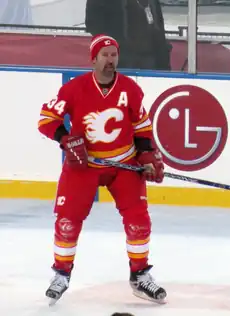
[[46, 268, 71, 306], [130, 265, 167, 304]]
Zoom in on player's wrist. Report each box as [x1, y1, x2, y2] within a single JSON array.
[[134, 137, 154, 152], [54, 124, 69, 143]]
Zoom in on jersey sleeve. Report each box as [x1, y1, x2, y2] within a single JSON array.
[[129, 82, 153, 140], [38, 84, 70, 140]]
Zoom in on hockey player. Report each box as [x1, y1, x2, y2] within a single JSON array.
[[38, 34, 166, 305]]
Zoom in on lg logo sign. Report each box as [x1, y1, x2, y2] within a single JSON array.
[[149, 85, 228, 171]]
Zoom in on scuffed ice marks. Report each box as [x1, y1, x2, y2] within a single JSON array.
[[0, 200, 230, 316]]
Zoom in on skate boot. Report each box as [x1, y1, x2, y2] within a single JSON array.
[[130, 265, 167, 304], [46, 268, 71, 305]]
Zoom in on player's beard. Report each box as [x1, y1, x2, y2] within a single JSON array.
[[103, 63, 115, 77]]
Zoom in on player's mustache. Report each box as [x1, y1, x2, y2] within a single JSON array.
[[105, 63, 115, 68]]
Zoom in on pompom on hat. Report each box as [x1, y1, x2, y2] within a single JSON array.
[[90, 34, 119, 60]]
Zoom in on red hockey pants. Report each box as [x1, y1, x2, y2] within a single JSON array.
[[53, 165, 151, 273]]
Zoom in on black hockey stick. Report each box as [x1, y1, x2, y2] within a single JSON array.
[[92, 158, 230, 190]]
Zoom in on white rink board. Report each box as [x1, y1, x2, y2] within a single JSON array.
[[0, 71, 62, 181], [0, 70, 229, 188]]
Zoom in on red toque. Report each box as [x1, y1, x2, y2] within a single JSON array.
[[90, 34, 119, 60]]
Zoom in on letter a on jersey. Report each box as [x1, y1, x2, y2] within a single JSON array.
[[117, 92, 128, 107]]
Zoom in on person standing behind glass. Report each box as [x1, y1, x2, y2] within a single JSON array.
[[85, 0, 171, 70]]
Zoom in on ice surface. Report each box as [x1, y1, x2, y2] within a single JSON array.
[[1, 199, 230, 316]]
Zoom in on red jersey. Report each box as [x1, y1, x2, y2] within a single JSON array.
[[38, 72, 153, 167]]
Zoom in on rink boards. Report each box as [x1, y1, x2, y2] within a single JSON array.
[[0, 66, 230, 207]]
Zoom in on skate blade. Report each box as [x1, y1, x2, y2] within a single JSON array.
[[48, 298, 59, 306], [132, 290, 167, 305]]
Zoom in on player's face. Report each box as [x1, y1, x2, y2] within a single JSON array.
[[94, 46, 119, 77]]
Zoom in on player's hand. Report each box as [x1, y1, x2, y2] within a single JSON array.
[[60, 135, 88, 169], [136, 149, 164, 183]]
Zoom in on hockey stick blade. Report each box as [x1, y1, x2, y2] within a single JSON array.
[[92, 158, 230, 190]]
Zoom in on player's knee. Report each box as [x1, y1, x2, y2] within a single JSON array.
[[55, 216, 83, 241], [124, 211, 151, 240]]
